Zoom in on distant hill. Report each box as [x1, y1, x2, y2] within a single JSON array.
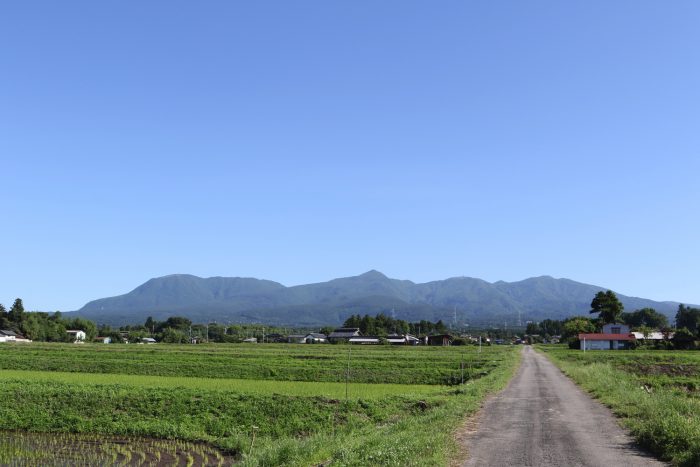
[[72, 270, 689, 326]]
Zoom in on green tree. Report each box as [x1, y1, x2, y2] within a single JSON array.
[[590, 290, 624, 324], [672, 327, 696, 350], [562, 316, 596, 339], [65, 317, 97, 341], [158, 316, 192, 333], [622, 308, 668, 329], [8, 298, 26, 324], [675, 305, 700, 335], [144, 316, 158, 334], [161, 327, 189, 343], [0, 304, 9, 329]]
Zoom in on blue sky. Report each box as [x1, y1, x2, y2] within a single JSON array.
[[2, 1, 699, 311]]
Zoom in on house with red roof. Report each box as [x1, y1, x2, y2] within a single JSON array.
[[579, 323, 635, 350]]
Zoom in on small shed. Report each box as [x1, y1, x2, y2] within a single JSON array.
[[427, 334, 453, 346]]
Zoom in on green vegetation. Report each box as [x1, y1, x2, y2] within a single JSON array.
[[0, 342, 504, 385], [0, 431, 230, 465], [342, 313, 448, 336], [0, 343, 519, 465], [539, 346, 700, 466], [0, 299, 96, 342], [590, 290, 624, 324]]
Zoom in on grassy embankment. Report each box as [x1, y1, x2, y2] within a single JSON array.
[[0, 343, 520, 466], [539, 346, 700, 466]]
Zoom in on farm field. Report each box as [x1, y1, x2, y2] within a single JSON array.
[[0, 343, 519, 466], [0, 342, 503, 385], [539, 346, 700, 466]]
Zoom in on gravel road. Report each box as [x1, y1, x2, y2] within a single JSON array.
[[462, 346, 666, 466]]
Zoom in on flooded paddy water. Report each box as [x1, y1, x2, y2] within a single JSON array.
[[0, 431, 234, 466]]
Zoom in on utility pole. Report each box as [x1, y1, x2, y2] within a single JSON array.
[[346, 346, 351, 401]]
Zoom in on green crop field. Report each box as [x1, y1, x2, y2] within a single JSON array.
[[539, 346, 700, 466], [0, 343, 520, 466]]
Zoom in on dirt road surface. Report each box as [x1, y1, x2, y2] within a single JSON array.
[[462, 346, 666, 466]]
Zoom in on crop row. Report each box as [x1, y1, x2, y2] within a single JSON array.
[[0, 343, 510, 385]]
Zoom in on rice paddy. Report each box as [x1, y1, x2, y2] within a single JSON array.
[[0, 343, 520, 465]]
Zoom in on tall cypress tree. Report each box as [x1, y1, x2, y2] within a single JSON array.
[[8, 298, 25, 324]]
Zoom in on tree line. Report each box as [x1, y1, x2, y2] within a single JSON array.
[[0, 299, 97, 342], [342, 313, 448, 336]]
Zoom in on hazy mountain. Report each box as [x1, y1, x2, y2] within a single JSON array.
[[73, 270, 689, 326]]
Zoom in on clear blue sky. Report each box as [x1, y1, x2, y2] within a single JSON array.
[[2, 1, 699, 311]]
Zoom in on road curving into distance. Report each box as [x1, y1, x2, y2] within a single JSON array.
[[462, 346, 667, 467]]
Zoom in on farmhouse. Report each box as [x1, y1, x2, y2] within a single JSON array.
[[0, 330, 17, 343], [287, 334, 307, 344], [328, 327, 361, 343], [95, 336, 111, 344], [66, 330, 87, 343], [304, 333, 327, 344], [579, 323, 635, 350]]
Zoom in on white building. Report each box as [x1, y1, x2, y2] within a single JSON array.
[[631, 331, 672, 341], [66, 330, 87, 343], [0, 330, 17, 342], [579, 323, 634, 350]]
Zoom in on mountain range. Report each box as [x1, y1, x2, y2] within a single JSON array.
[[72, 270, 688, 327]]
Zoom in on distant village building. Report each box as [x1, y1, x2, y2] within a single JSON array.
[[95, 336, 111, 344], [328, 328, 361, 343], [266, 333, 285, 343], [1, 330, 32, 343], [579, 323, 635, 350], [287, 334, 307, 344], [304, 333, 327, 344], [427, 334, 453, 346], [387, 334, 420, 345], [140, 337, 157, 344], [348, 336, 381, 345], [66, 330, 87, 343], [242, 337, 258, 343], [0, 330, 17, 343], [631, 331, 673, 341]]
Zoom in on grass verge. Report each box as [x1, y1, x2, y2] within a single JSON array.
[[539, 346, 700, 466]]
